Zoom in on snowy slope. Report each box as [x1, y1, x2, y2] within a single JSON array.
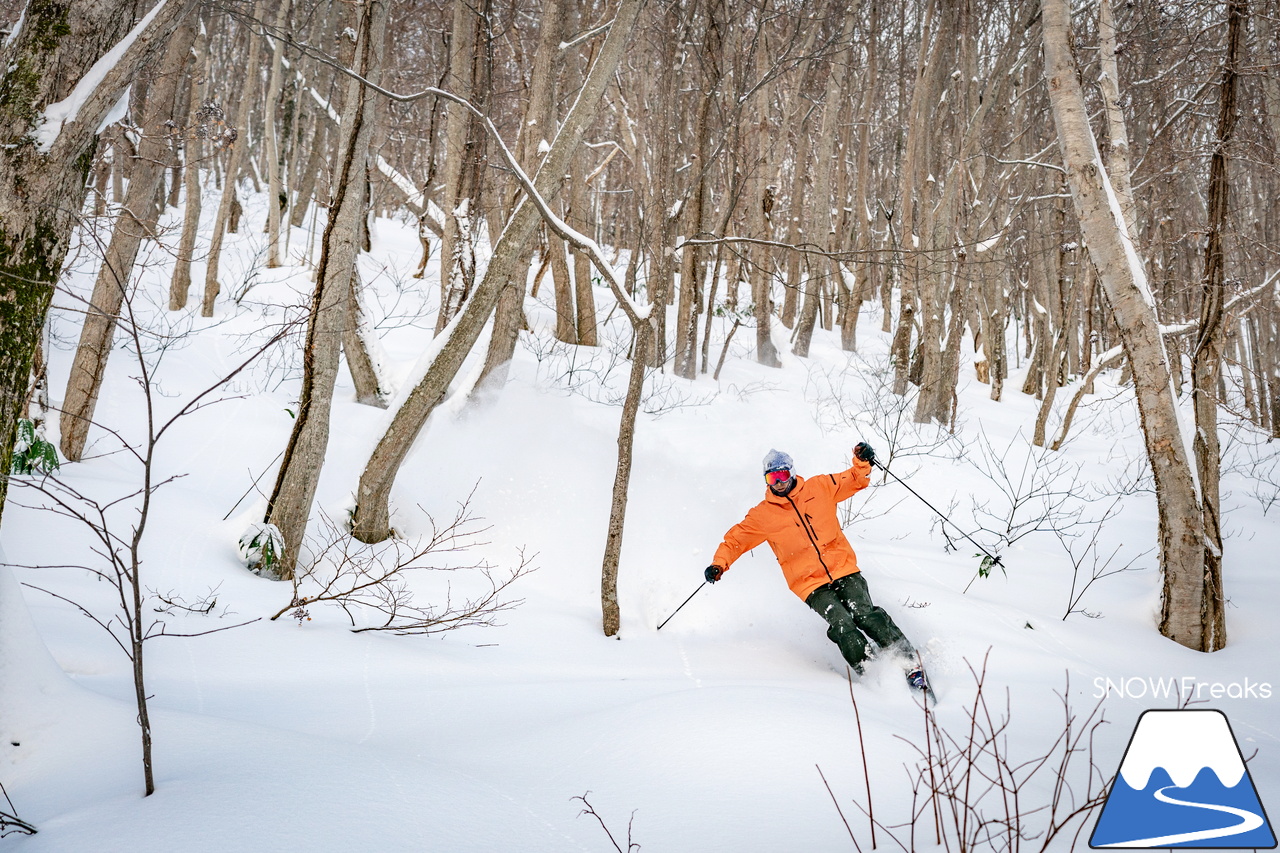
[[2, 191, 1278, 851]]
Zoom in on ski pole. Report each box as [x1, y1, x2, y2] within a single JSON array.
[[657, 581, 707, 630], [871, 458, 1005, 571]]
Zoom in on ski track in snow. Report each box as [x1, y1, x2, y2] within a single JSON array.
[[677, 639, 701, 688], [9, 192, 1280, 851]]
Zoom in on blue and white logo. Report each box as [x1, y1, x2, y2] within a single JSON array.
[[1091, 709, 1276, 848]]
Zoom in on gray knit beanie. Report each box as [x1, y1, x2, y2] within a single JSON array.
[[762, 449, 794, 475]]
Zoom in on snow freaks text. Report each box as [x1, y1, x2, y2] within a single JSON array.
[[1093, 676, 1273, 701]]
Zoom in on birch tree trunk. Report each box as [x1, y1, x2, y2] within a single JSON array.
[[1097, 0, 1139, 242], [60, 20, 198, 462], [351, 0, 645, 543], [1041, 0, 1210, 651], [263, 0, 388, 579]]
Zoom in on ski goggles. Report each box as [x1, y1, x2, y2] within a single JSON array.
[[765, 468, 792, 487]]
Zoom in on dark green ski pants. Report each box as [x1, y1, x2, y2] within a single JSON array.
[[805, 572, 913, 673]]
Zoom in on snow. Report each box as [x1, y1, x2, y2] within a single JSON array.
[[2, 188, 1279, 851], [974, 227, 1005, 253], [94, 86, 131, 136]]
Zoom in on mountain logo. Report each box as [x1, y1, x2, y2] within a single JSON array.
[[1090, 709, 1276, 848]]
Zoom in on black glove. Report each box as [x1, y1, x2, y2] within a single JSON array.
[[854, 442, 877, 465], [705, 565, 724, 584]]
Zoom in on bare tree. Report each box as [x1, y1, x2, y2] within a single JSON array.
[[263, 0, 389, 580], [10, 285, 274, 797], [170, 20, 212, 310], [1188, 0, 1246, 652], [1041, 0, 1212, 651], [201, 0, 265, 317], [264, 0, 293, 268], [350, 0, 646, 544], [0, 0, 199, 525], [60, 20, 198, 463]]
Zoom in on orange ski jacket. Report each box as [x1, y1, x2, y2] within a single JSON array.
[[712, 456, 873, 602]]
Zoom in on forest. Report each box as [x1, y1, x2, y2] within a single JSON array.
[[1, 0, 1279, 849]]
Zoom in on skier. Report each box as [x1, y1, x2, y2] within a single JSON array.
[[704, 444, 929, 695]]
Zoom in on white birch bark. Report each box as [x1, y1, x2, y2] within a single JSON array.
[[1097, 0, 1139, 242], [1041, 0, 1208, 650]]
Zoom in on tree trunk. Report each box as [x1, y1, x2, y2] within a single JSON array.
[[264, 0, 293, 268], [351, 0, 645, 543], [1042, 0, 1210, 651], [746, 94, 780, 368], [675, 59, 716, 378], [892, 0, 942, 396], [781, 113, 812, 330], [1189, 0, 1244, 653], [842, 0, 879, 354], [344, 257, 389, 408], [170, 21, 209, 310], [571, 157, 598, 347], [601, 318, 652, 636], [435, 0, 481, 334], [1097, 0, 1139, 242], [549, 230, 577, 343], [202, 1, 265, 316], [60, 20, 198, 462], [479, 0, 566, 383], [794, 10, 856, 359], [264, 0, 388, 579]]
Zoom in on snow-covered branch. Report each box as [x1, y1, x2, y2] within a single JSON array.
[[37, 0, 196, 156]]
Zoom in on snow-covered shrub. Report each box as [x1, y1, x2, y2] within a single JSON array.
[[239, 523, 285, 577], [10, 419, 58, 475]]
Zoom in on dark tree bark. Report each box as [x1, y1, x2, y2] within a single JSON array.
[[1189, 0, 1244, 652]]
